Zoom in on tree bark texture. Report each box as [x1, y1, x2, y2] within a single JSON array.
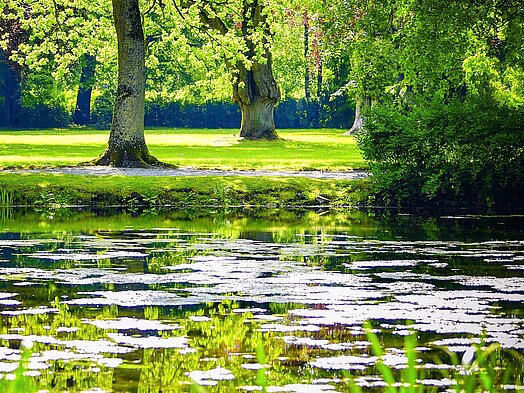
[[93, 0, 158, 167], [233, 60, 280, 140], [345, 96, 372, 136], [73, 54, 96, 126]]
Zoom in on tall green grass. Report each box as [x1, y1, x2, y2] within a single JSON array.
[[0, 342, 36, 393], [0, 190, 13, 207], [0, 189, 13, 223], [348, 321, 524, 393]]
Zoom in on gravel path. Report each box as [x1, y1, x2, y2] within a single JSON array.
[[5, 166, 368, 180]]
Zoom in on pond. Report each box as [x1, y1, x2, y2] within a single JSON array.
[[0, 208, 523, 392]]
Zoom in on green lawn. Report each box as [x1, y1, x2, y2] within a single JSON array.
[[0, 128, 366, 171]]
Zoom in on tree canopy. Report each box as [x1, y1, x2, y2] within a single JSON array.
[[1, 0, 523, 207]]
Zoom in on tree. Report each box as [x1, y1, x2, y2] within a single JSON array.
[[0, 49, 22, 127], [73, 54, 96, 125], [281, 6, 325, 124], [356, 0, 524, 210], [174, 0, 281, 140], [0, 4, 25, 127], [339, 0, 397, 135], [93, 0, 159, 167], [1, 0, 116, 128]]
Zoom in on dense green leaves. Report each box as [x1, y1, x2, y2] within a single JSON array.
[[347, 0, 524, 211], [1, 0, 524, 206], [359, 98, 524, 210]]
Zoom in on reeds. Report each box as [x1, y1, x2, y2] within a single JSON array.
[[0, 341, 36, 393], [0, 189, 13, 207], [2, 324, 522, 392], [347, 321, 524, 393]]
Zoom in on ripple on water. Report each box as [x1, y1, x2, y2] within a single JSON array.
[[0, 362, 18, 373], [0, 293, 20, 306], [1, 218, 523, 392], [282, 336, 330, 347], [1, 307, 59, 316], [264, 384, 338, 392], [311, 354, 377, 371], [22, 250, 149, 261], [345, 259, 427, 270]]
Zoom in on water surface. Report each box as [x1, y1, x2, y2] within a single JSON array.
[[0, 209, 523, 392]]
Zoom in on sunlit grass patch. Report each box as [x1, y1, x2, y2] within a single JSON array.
[[0, 134, 109, 145], [148, 133, 241, 147], [0, 128, 365, 171], [279, 129, 358, 146]]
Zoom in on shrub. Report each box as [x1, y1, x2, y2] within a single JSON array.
[[358, 98, 524, 211]]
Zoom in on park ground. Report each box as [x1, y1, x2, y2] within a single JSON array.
[[0, 128, 370, 209]]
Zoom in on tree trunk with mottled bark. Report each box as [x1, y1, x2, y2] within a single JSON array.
[[93, 0, 159, 167], [344, 96, 372, 136], [233, 61, 280, 140]]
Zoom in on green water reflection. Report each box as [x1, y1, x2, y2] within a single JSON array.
[[0, 208, 523, 392]]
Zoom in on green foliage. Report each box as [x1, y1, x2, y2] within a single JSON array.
[[0, 342, 36, 393], [356, 322, 524, 393], [0, 189, 13, 207], [1, 0, 115, 122], [358, 98, 524, 211], [0, 172, 368, 209]]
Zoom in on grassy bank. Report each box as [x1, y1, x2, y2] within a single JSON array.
[[0, 128, 365, 171], [0, 128, 367, 208], [0, 173, 369, 209]]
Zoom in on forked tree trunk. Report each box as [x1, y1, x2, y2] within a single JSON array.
[[73, 54, 96, 126], [233, 61, 280, 140], [93, 0, 159, 167], [344, 96, 372, 136]]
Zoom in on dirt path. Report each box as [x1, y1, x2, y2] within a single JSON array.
[[5, 166, 368, 180]]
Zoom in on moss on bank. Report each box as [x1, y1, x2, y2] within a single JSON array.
[[0, 173, 369, 209]]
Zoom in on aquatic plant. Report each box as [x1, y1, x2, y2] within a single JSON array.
[[0, 341, 36, 393], [0, 190, 13, 208], [347, 321, 524, 393]]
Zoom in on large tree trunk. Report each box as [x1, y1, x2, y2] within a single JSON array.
[[93, 0, 159, 167], [233, 61, 280, 140], [344, 96, 372, 136], [73, 54, 96, 126]]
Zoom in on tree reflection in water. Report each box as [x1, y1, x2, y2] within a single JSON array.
[[0, 209, 523, 391]]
